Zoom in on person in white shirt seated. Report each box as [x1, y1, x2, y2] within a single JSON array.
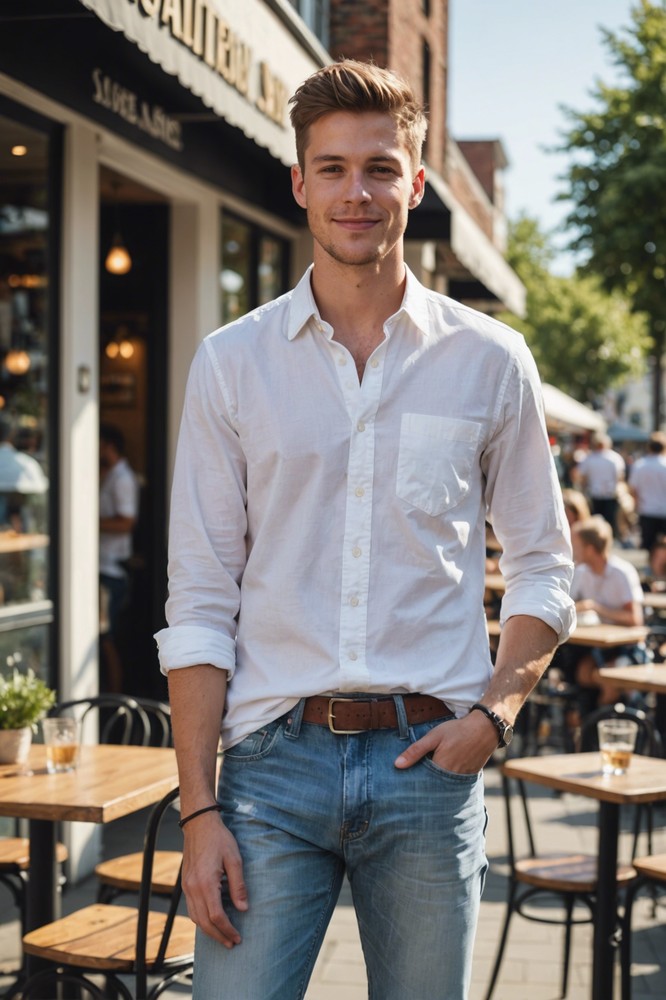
[[569, 515, 646, 709]]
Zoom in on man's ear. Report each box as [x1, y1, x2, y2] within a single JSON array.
[[292, 164, 307, 209], [409, 166, 426, 210]]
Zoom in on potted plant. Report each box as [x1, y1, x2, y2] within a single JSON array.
[[0, 668, 56, 764]]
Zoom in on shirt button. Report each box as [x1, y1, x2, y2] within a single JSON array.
[[337, 356, 347, 366], [350, 596, 359, 607], [355, 486, 365, 498], [349, 651, 358, 661], [352, 546, 362, 558], [357, 421, 365, 432], [370, 358, 379, 369]]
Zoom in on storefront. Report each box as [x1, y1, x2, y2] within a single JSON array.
[[0, 0, 325, 725]]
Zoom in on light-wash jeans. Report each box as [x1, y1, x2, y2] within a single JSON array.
[[193, 696, 488, 1000]]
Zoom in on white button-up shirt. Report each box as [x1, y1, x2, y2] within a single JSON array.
[[156, 267, 575, 748]]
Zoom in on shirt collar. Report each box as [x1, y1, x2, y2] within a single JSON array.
[[285, 264, 432, 341]]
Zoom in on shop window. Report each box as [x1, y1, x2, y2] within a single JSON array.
[[287, 0, 330, 49], [0, 113, 53, 647], [220, 213, 288, 325]]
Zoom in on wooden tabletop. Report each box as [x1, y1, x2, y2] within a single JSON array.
[[643, 591, 666, 611], [486, 619, 647, 648], [503, 751, 666, 805], [0, 744, 178, 823], [0, 532, 49, 553], [598, 663, 666, 695]]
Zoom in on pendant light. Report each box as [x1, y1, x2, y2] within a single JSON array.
[[104, 180, 132, 275]]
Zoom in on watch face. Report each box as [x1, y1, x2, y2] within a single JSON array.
[[502, 725, 514, 747]]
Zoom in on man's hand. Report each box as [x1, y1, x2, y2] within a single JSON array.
[[394, 711, 499, 774], [181, 812, 248, 948]]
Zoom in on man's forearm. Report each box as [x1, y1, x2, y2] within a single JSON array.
[[484, 614, 559, 724], [168, 665, 228, 815]]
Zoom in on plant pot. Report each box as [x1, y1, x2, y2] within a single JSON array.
[[0, 726, 32, 764]]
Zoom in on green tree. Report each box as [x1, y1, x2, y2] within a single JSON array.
[[557, 0, 666, 426], [499, 216, 649, 401]]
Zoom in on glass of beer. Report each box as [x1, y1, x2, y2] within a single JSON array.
[[597, 718, 639, 776], [42, 717, 79, 774]]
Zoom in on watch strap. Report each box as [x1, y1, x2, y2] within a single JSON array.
[[470, 702, 510, 747]]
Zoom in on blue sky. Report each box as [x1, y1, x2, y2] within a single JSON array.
[[448, 0, 637, 272]]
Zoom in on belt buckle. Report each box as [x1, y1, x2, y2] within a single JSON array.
[[328, 697, 364, 735]]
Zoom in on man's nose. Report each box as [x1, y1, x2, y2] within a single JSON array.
[[343, 171, 371, 202]]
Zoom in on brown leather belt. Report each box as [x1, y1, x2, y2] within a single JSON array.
[[302, 694, 453, 734]]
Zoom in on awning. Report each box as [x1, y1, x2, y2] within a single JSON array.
[[78, 0, 326, 167], [419, 169, 526, 317], [541, 384, 606, 433]]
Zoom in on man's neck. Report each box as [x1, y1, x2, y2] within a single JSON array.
[[310, 251, 407, 339]]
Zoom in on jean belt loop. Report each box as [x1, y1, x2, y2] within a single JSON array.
[[284, 698, 305, 739], [392, 694, 410, 740]]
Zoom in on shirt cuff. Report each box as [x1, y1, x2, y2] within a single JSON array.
[[499, 594, 577, 645], [154, 625, 236, 677]]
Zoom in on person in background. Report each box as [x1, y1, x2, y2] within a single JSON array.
[[0, 415, 48, 532], [156, 60, 575, 1000], [99, 423, 139, 693], [561, 488, 591, 529], [574, 432, 625, 537], [568, 515, 645, 712], [628, 431, 666, 553]]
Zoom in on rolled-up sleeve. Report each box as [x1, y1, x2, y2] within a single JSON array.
[[155, 339, 247, 676], [482, 340, 576, 643]]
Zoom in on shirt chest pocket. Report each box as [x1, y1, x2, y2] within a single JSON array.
[[396, 414, 482, 516]]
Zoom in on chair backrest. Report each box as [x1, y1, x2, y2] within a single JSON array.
[[579, 702, 660, 757], [134, 785, 186, 996], [133, 697, 172, 748], [51, 695, 153, 746]]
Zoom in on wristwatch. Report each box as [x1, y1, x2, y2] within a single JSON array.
[[471, 703, 514, 748]]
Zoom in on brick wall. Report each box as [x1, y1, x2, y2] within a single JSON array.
[[329, 0, 390, 65]]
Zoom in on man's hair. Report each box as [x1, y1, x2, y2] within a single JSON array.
[[289, 59, 428, 171], [561, 488, 590, 524], [100, 423, 125, 455], [590, 433, 612, 451], [572, 515, 613, 555], [648, 431, 666, 454]]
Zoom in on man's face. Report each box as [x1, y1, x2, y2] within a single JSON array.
[[291, 111, 425, 269], [572, 535, 592, 566]]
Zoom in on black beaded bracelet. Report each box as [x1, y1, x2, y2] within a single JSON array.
[[178, 803, 223, 829]]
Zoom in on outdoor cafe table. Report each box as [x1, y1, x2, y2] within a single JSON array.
[[486, 620, 648, 647], [503, 751, 666, 1000], [0, 743, 178, 935], [599, 662, 666, 738]]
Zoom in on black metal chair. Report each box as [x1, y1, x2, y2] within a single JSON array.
[[50, 694, 162, 746], [8, 786, 193, 1000], [484, 768, 636, 1000], [620, 852, 666, 1000], [92, 698, 180, 906]]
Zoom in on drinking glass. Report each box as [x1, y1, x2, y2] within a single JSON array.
[[597, 718, 639, 776], [42, 717, 79, 774]]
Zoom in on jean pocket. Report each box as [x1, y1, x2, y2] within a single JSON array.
[[223, 719, 283, 763], [396, 413, 482, 516], [409, 719, 481, 781]]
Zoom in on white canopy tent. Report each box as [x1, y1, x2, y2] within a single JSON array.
[[541, 383, 606, 434]]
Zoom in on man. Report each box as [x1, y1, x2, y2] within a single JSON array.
[[99, 424, 139, 692], [574, 432, 625, 536], [0, 415, 48, 532], [629, 431, 666, 553], [156, 60, 574, 1000], [569, 515, 645, 708]]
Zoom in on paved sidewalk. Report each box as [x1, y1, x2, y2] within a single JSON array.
[[1, 761, 665, 999]]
